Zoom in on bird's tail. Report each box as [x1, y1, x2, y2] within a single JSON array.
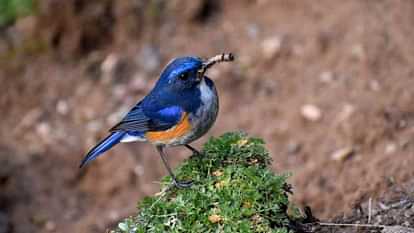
[[79, 131, 125, 168]]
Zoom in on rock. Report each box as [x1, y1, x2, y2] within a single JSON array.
[[261, 36, 282, 59], [301, 104, 322, 122], [331, 147, 354, 161], [382, 226, 414, 233]]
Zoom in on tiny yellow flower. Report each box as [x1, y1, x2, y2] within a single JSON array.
[[215, 180, 226, 189], [208, 214, 222, 223], [237, 139, 249, 147], [212, 170, 223, 177], [243, 201, 252, 208], [248, 158, 259, 164]]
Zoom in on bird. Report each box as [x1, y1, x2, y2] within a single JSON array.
[[80, 53, 234, 188]]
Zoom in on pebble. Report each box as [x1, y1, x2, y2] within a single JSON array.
[[45, 221, 56, 232], [351, 44, 365, 61], [385, 143, 397, 155], [108, 210, 120, 221], [101, 53, 120, 75], [133, 165, 145, 176], [261, 36, 282, 59], [369, 79, 381, 92], [36, 122, 51, 138], [319, 71, 334, 83], [287, 141, 301, 155], [56, 100, 69, 115], [301, 104, 322, 122], [331, 147, 354, 161], [336, 103, 355, 123], [378, 202, 390, 210], [246, 24, 259, 39]]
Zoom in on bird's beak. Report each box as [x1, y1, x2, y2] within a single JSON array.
[[197, 53, 235, 81]]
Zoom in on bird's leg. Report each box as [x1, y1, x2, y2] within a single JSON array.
[[185, 144, 201, 157], [156, 145, 193, 188]]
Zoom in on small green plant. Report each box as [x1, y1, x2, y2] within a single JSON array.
[[0, 0, 35, 27], [112, 132, 296, 233]]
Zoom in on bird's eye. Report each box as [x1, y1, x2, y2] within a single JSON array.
[[179, 72, 189, 81]]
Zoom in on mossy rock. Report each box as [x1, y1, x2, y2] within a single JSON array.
[[112, 132, 298, 233]]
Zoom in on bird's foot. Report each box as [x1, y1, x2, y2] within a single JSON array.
[[173, 179, 193, 188], [185, 145, 203, 158], [190, 151, 202, 159]]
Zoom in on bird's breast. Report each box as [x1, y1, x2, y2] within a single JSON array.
[[185, 78, 219, 142], [145, 112, 192, 144], [145, 78, 219, 146]]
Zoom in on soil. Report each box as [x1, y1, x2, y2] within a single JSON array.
[[1, 1, 414, 232]]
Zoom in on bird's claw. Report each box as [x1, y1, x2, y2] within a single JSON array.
[[190, 151, 202, 159], [173, 179, 193, 188]]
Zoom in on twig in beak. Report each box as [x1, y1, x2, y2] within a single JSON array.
[[198, 53, 234, 77], [203, 53, 235, 70]]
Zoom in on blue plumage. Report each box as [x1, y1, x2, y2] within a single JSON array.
[[80, 131, 125, 167], [80, 53, 234, 188]]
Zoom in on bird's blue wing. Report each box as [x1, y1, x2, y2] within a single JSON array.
[[109, 104, 183, 132]]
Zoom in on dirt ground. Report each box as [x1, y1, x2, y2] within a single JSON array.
[[1, 1, 414, 232]]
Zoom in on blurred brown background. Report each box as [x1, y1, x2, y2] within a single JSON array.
[[1, 0, 414, 232]]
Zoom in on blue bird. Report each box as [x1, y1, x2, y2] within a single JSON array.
[[80, 53, 234, 188]]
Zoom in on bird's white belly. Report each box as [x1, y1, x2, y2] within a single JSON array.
[[172, 78, 219, 146]]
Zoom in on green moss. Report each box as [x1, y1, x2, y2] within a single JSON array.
[[112, 132, 296, 233]]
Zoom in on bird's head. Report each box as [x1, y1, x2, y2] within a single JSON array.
[[155, 53, 234, 92]]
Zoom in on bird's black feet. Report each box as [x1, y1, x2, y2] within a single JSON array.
[[173, 179, 193, 188], [185, 144, 202, 157], [156, 145, 194, 189]]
